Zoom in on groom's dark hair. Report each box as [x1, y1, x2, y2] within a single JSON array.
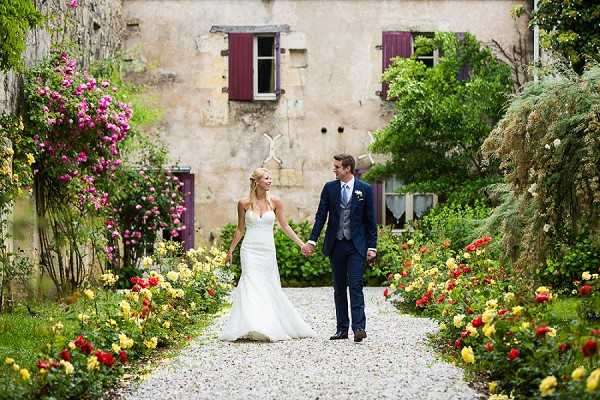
[[333, 153, 355, 173]]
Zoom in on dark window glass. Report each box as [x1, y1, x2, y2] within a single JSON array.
[[257, 59, 275, 93], [257, 36, 274, 57]]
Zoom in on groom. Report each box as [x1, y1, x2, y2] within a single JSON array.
[[302, 154, 377, 342]]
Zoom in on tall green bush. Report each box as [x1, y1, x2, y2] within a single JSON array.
[[0, 0, 43, 72]]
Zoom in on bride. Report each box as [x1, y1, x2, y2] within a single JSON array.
[[220, 167, 316, 341]]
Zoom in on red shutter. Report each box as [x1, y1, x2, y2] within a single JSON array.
[[374, 181, 383, 225], [381, 31, 412, 100], [228, 33, 253, 101]]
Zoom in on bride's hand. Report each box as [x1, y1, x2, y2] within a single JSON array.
[[224, 251, 233, 266]]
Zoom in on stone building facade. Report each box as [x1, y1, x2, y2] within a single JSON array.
[[123, 0, 530, 244]]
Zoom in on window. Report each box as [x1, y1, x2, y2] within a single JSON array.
[[228, 32, 280, 102], [413, 32, 439, 68], [378, 176, 437, 231], [254, 35, 277, 100]]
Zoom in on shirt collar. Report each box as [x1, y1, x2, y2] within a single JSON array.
[[341, 177, 355, 191]]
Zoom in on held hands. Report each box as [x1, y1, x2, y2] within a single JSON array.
[[301, 242, 315, 257], [366, 250, 377, 264], [224, 251, 233, 266]]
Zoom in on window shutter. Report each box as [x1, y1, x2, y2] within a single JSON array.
[[374, 181, 383, 225], [381, 31, 412, 100], [228, 33, 253, 101], [456, 32, 470, 81], [275, 32, 281, 96], [175, 172, 195, 251]]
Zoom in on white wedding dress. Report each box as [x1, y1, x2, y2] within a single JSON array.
[[220, 209, 316, 341]]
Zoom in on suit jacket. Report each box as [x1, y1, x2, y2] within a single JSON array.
[[309, 178, 377, 257]]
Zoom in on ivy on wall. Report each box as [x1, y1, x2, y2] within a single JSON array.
[[0, 0, 43, 72]]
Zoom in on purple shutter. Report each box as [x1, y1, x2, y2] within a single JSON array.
[[275, 32, 281, 96], [228, 33, 253, 101], [456, 32, 470, 81], [178, 173, 195, 251], [381, 31, 412, 100], [374, 181, 383, 225]]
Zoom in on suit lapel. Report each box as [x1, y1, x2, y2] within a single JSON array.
[[332, 181, 341, 216], [351, 180, 361, 213]]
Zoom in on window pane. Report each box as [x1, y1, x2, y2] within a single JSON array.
[[413, 194, 434, 219], [257, 59, 275, 93], [417, 57, 435, 68], [257, 36, 274, 57]]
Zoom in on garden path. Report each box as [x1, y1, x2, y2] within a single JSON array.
[[118, 287, 481, 400]]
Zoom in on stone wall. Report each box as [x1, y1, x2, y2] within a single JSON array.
[[0, 0, 124, 115]]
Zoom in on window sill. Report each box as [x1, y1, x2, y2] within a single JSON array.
[[253, 94, 277, 101]]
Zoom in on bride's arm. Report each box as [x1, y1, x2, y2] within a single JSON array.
[[272, 196, 305, 248], [225, 200, 247, 264]]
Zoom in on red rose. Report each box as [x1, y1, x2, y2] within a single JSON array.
[[460, 330, 470, 338], [148, 276, 159, 287], [484, 342, 494, 352], [454, 338, 462, 349], [95, 350, 115, 368], [435, 293, 446, 304], [451, 269, 462, 278], [446, 280, 457, 291], [36, 359, 50, 370], [207, 288, 216, 297], [419, 245, 429, 254], [465, 243, 477, 252], [483, 276, 493, 285], [592, 329, 600, 336], [383, 288, 390, 298], [132, 283, 141, 292], [507, 348, 520, 361], [448, 299, 457, 305], [74, 335, 94, 354], [558, 343, 571, 352], [498, 309, 509, 316], [535, 293, 550, 303], [143, 297, 151, 307], [119, 350, 128, 363], [59, 349, 71, 362], [536, 326, 551, 337], [466, 307, 474, 315], [471, 315, 483, 328], [580, 285, 593, 296], [462, 266, 471, 274], [401, 270, 409, 277], [582, 339, 598, 357]]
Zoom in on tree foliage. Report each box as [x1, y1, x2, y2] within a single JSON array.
[[365, 33, 513, 203], [0, 0, 43, 72], [531, 0, 600, 74], [482, 65, 600, 269]]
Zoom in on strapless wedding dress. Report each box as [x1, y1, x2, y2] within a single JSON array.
[[220, 209, 316, 341]]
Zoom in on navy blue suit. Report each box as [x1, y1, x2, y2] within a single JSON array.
[[309, 178, 377, 332]]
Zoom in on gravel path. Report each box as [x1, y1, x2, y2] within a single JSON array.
[[118, 287, 481, 400]]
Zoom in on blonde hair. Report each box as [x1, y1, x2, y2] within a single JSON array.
[[248, 167, 273, 211]]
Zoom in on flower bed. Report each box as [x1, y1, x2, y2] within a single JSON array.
[[0, 243, 231, 399], [383, 234, 600, 399]]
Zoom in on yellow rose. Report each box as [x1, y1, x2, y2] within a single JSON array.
[[60, 360, 74, 375], [582, 271, 592, 281], [51, 322, 64, 334], [84, 289, 95, 300], [572, 367, 586, 381], [78, 313, 90, 324], [119, 300, 131, 319], [12, 363, 20, 372], [488, 381, 498, 394], [166, 270, 179, 282], [26, 153, 35, 165], [144, 337, 158, 349], [461, 346, 475, 363], [4, 357, 14, 365], [466, 323, 479, 338], [68, 341, 76, 350], [520, 322, 530, 330], [87, 356, 99, 371], [547, 327, 556, 337], [503, 292, 515, 303], [587, 369, 600, 392], [486, 299, 498, 309], [483, 324, 496, 338], [19, 368, 30, 381], [112, 343, 121, 353], [453, 314, 466, 328], [439, 323, 447, 331], [141, 256, 153, 269], [511, 306, 523, 316], [539, 376, 557, 397], [482, 309, 496, 324], [536, 286, 550, 294], [119, 333, 134, 349], [163, 320, 171, 329]]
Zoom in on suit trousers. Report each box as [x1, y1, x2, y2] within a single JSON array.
[[330, 238, 366, 332]]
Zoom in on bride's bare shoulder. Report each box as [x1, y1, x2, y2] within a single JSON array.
[[238, 198, 251, 210], [270, 195, 282, 205]]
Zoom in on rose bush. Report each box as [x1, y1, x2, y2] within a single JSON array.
[[384, 235, 600, 399], [0, 242, 231, 399]]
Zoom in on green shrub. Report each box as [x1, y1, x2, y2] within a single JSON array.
[[419, 202, 492, 252]]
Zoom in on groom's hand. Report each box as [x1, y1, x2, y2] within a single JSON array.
[[367, 250, 376, 264], [301, 243, 315, 257]]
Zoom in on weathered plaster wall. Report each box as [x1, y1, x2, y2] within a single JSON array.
[[123, 0, 530, 243]]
